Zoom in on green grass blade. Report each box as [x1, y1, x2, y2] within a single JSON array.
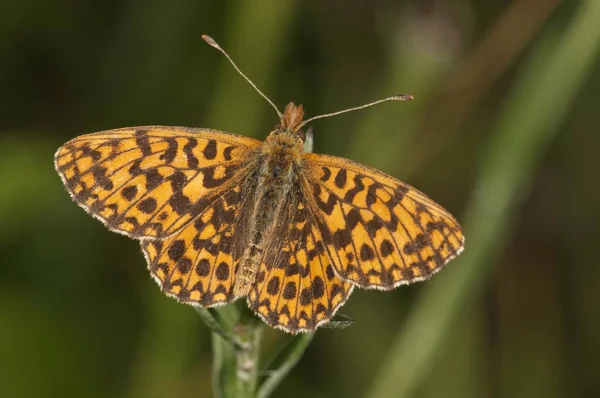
[[366, 1, 600, 397], [257, 333, 315, 398], [205, 0, 300, 134]]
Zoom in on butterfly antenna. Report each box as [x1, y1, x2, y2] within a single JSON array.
[[202, 34, 282, 119], [297, 94, 414, 129]]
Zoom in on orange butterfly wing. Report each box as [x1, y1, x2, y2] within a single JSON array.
[[302, 153, 464, 289], [54, 126, 260, 239], [141, 183, 256, 306], [247, 192, 353, 333], [55, 124, 463, 329]]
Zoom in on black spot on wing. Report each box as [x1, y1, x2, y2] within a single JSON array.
[[313, 183, 336, 215], [184, 138, 199, 168], [168, 240, 185, 261], [300, 288, 312, 306], [138, 197, 158, 214], [144, 169, 164, 190], [283, 281, 297, 299], [203, 139, 217, 160], [334, 168, 347, 188], [168, 171, 187, 191], [91, 165, 113, 190], [320, 167, 331, 182], [311, 276, 325, 299], [169, 191, 191, 215], [380, 239, 394, 257], [343, 174, 365, 202], [177, 258, 192, 273], [135, 130, 151, 156], [196, 259, 210, 276], [223, 145, 235, 161], [216, 262, 230, 281], [160, 137, 178, 164], [359, 244, 375, 261], [266, 276, 280, 296], [121, 185, 138, 201]]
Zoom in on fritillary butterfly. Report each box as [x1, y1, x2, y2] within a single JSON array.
[[54, 36, 464, 333]]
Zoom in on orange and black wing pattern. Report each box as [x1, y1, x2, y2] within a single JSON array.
[[303, 153, 464, 290], [247, 189, 353, 332], [141, 182, 257, 307], [54, 126, 260, 239]]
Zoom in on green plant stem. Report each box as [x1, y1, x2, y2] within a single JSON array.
[[195, 307, 243, 350], [212, 331, 238, 398], [233, 304, 263, 398], [366, 1, 600, 397], [257, 333, 316, 398], [208, 304, 263, 398], [235, 324, 262, 397]]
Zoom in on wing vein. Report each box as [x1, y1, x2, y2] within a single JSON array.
[[317, 183, 409, 273], [157, 193, 228, 285], [337, 197, 363, 279]]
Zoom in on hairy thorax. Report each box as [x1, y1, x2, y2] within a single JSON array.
[[232, 131, 304, 298]]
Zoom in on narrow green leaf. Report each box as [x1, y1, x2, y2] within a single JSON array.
[[257, 333, 316, 398], [366, 1, 600, 397]]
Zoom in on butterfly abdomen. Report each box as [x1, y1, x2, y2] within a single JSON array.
[[232, 141, 302, 298]]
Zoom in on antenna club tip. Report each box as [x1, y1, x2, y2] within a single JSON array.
[[394, 94, 414, 101], [202, 34, 219, 48]]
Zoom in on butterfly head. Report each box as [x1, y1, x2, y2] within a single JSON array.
[[265, 102, 307, 151], [280, 102, 304, 134]]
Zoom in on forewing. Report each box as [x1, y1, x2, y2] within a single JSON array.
[[141, 183, 255, 306], [303, 153, 464, 290], [247, 190, 354, 333], [54, 126, 260, 238]]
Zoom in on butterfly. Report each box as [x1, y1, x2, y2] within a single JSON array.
[[54, 35, 464, 333]]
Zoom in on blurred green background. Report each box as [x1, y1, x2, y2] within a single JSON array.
[[2, 0, 599, 397]]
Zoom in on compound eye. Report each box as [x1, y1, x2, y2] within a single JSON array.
[[296, 129, 306, 142]]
